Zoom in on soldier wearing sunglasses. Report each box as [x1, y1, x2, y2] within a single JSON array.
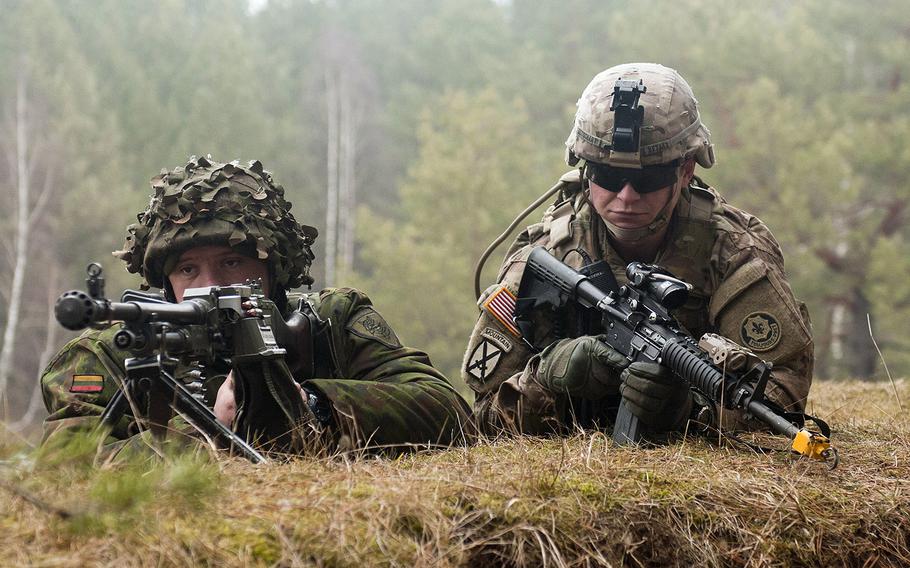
[[463, 63, 813, 437]]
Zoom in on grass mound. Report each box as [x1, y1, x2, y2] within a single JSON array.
[[2, 379, 908, 567]]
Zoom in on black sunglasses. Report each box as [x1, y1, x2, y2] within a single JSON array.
[[585, 161, 680, 194]]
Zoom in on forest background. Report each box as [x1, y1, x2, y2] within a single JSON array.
[[0, 0, 908, 431]]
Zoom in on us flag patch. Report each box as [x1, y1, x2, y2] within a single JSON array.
[[70, 374, 104, 393], [483, 286, 520, 337]]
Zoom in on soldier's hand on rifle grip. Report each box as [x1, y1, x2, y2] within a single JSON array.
[[537, 336, 628, 400], [619, 362, 693, 431]]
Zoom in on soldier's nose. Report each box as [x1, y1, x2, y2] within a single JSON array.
[[195, 265, 220, 287], [617, 182, 640, 201]]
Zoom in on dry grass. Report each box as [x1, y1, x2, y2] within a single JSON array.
[[2, 379, 908, 567]]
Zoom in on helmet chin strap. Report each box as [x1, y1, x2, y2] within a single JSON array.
[[604, 204, 672, 242], [601, 182, 683, 243]]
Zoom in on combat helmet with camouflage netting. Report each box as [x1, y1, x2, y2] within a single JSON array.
[[565, 62, 715, 169], [114, 155, 317, 292]]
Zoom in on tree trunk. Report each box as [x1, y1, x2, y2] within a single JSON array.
[[845, 287, 877, 380], [339, 70, 356, 278], [9, 262, 58, 430], [0, 69, 31, 404], [324, 64, 339, 287]]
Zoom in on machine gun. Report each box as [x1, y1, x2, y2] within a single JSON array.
[[54, 263, 310, 464], [516, 247, 836, 466]]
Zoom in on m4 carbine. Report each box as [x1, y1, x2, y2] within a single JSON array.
[[515, 247, 836, 466], [54, 263, 310, 463]]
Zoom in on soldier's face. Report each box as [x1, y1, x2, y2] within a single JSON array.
[[588, 159, 696, 234], [167, 245, 270, 302]]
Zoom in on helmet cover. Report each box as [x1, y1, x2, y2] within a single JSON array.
[[566, 63, 715, 169], [114, 156, 317, 290]]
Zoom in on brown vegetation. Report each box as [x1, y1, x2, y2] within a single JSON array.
[[1, 379, 907, 567]]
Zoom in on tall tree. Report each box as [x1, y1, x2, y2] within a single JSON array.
[[0, 0, 123, 418], [0, 66, 37, 401], [319, 25, 376, 284]]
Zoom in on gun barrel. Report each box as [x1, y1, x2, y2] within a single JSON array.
[[55, 290, 208, 330], [747, 398, 800, 438]]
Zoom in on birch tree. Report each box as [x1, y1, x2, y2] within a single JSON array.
[[321, 27, 375, 284], [0, 68, 34, 404], [324, 58, 340, 286], [0, 63, 59, 412]]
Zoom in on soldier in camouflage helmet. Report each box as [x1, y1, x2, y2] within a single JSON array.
[[463, 63, 813, 436], [42, 156, 471, 457]]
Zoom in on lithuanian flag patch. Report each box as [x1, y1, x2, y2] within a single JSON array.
[[70, 374, 104, 393]]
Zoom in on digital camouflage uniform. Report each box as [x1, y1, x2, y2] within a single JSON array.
[[41, 156, 471, 456], [464, 174, 813, 435]]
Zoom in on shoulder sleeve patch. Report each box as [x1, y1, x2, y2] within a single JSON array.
[[480, 326, 514, 353], [465, 339, 503, 384], [70, 374, 105, 393], [740, 312, 782, 352], [482, 286, 520, 337], [345, 308, 402, 350], [711, 261, 811, 362]]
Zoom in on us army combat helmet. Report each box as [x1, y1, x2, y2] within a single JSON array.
[[565, 63, 715, 170], [114, 155, 317, 292]]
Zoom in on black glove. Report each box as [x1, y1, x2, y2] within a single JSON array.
[[619, 362, 693, 431], [537, 336, 628, 400]]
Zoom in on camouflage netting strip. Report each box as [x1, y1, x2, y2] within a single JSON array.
[[114, 155, 317, 289]]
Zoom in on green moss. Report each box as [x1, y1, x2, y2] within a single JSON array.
[[322, 480, 376, 500], [215, 521, 281, 564], [288, 510, 422, 567]]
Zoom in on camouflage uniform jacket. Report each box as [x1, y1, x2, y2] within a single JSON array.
[[42, 286, 472, 452], [463, 170, 813, 434]]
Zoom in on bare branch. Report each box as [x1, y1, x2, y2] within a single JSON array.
[[0, 234, 14, 272], [27, 136, 44, 180]]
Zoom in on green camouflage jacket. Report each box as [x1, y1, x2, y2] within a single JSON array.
[[464, 170, 813, 434], [42, 286, 472, 454]]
